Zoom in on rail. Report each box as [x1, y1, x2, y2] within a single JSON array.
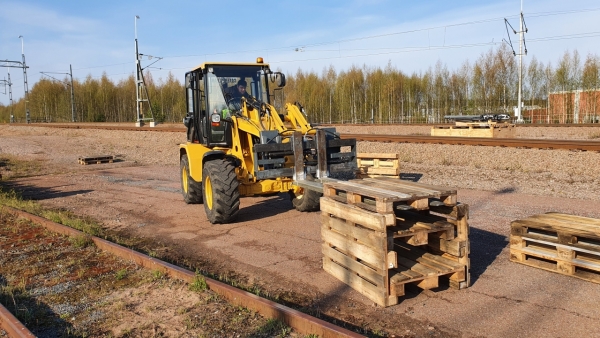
[[6, 123, 600, 151]]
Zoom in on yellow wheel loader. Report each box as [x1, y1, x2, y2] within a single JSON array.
[[179, 58, 357, 224]]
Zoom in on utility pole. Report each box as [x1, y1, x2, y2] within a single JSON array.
[[517, 1, 524, 123], [69, 64, 75, 122], [19, 36, 30, 123], [8, 69, 13, 123], [134, 15, 158, 127], [1, 71, 13, 123], [135, 15, 144, 127], [503, 2, 527, 123]]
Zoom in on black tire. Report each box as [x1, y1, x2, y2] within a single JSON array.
[[202, 159, 240, 224], [289, 176, 321, 212], [180, 155, 203, 204]]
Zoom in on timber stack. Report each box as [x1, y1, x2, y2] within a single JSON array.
[[320, 177, 470, 307]]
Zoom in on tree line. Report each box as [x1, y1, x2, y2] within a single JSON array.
[[1, 44, 599, 124]]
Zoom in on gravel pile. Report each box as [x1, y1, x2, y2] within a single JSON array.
[[1, 124, 599, 201]]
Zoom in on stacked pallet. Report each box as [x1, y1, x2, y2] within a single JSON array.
[[321, 177, 470, 307], [356, 153, 400, 178], [510, 213, 600, 284], [431, 122, 515, 138]]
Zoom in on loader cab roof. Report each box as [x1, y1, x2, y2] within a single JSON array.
[[191, 62, 271, 73]]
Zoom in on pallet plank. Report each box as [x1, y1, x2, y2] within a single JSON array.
[[321, 227, 387, 270], [323, 258, 388, 307], [322, 244, 386, 287], [320, 197, 393, 232]]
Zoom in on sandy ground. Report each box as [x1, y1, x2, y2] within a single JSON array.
[[1, 124, 600, 337]]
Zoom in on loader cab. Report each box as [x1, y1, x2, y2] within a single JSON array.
[[184, 61, 285, 148]]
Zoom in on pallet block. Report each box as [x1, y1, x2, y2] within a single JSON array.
[[78, 155, 115, 165], [510, 212, 600, 284], [356, 153, 401, 178], [321, 179, 469, 307]]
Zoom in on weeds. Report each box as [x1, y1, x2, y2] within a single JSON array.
[[189, 271, 208, 292], [70, 234, 93, 248], [115, 269, 128, 281], [259, 318, 291, 337], [151, 270, 164, 281]]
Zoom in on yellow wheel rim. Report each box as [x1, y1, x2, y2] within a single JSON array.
[[205, 176, 213, 210], [181, 167, 189, 194]]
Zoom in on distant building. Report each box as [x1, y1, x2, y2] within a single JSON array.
[[524, 90, 600, 124]]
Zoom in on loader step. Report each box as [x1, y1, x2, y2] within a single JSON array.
[[78, 155, 114, 165]]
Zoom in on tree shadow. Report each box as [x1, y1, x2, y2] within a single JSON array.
[[0, 181, 93, 200], [0, 274, 76, 338]]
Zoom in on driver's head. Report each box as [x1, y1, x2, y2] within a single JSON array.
[[237, 80, 247, 95]]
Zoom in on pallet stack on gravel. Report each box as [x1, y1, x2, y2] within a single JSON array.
[[510, 213, 600, 283], [320, 177, 470, 307], [431, 122, 515, 138], [356, 153, 400, 178]]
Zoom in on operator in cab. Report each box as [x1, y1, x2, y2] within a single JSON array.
[[225, 79, 250, 99]]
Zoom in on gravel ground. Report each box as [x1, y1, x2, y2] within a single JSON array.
[[333, 124, 600, 140], [1, 124, 599, 202]]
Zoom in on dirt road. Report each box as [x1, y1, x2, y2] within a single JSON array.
[[1, 124, 600, 337]]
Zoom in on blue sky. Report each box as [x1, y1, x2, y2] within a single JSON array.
[[1, 0, 599, 105]]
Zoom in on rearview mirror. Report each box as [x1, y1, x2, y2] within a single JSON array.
[[271, 72, 286, 88]]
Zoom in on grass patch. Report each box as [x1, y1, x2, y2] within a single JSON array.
[[69, 234, 94, 248], [589, 132, 600, 139], [0, 155, 44, 179], [0, 187, 104, 237], [115, 269, 128, 281], [189, 271, 208, 293], [259, 318, 292, 337]]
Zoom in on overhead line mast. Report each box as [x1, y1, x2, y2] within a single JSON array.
[[504, 1, 528, 123]]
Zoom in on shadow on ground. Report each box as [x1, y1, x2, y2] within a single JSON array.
[[0, 274, 76, 338], [0, 181, 93, 200], [236, 193, 294, 222], [400, 173, 423, 182]]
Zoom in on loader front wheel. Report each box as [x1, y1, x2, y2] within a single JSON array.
[[181, 155, 203, 204], [202, 159, 240, 224], [289, 176, 321, 212]]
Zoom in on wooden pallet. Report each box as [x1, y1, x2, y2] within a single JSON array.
[[510, 213, 600, 284], [431, 123, 515, 138], [78, 155, 115, 165], [322, 176, 457, 212], [321, 179, 469, 307], [356, 153, 400, 178]]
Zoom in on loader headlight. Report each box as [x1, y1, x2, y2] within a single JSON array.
[[211, 113, 221, 127]]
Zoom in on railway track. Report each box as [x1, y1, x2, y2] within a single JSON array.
[[7, 123, 600, 151], [0, 206, 362, 338], [342, 134, 600, 151]]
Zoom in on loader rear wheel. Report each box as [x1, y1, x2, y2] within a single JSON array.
[[289, 176, 321, 212], [180, 155, 203, 204], [202, 159, 240, 224]]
